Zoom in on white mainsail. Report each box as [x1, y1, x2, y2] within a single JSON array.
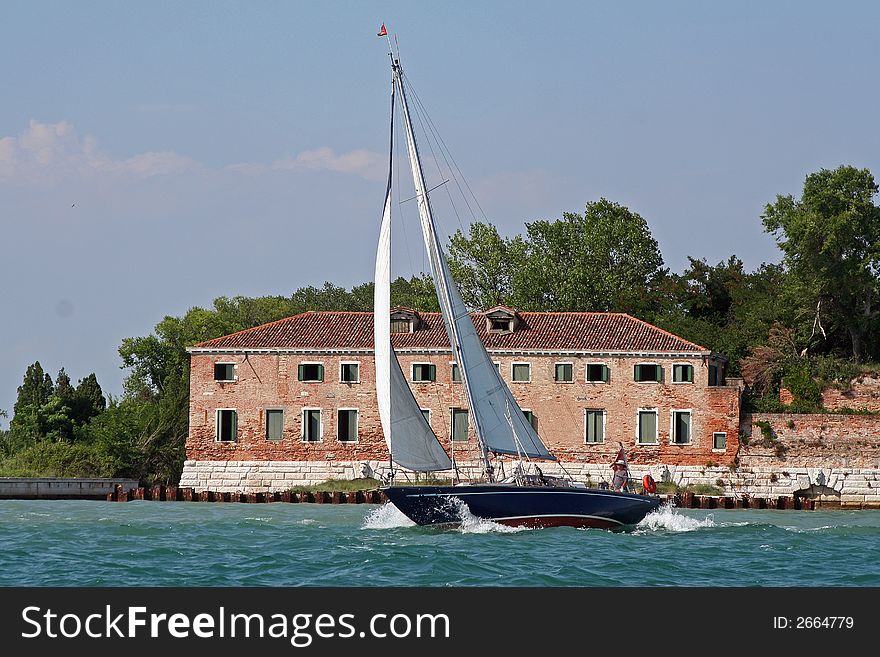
[[373, 83, 452, 473], [392, 62, 554, 463]]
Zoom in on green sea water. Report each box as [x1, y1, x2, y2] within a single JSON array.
[[1, 500, 878, 586]]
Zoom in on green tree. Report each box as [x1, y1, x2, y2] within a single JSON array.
[[448, 223, 523, 309], [72, 374, 106, 426], [448, 199, 665, 313], [762, 165, 880, 361], [9, 361, 54, 442]]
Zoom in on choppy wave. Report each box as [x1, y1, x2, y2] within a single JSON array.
[[362, 503, 415, 529], [3, 500, 880, 586], [635, 503, 717, 532], [452, 498, 530, 534]]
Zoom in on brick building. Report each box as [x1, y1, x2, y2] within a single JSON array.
[[180, 308, 742, 491]]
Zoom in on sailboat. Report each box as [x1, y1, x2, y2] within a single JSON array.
[[373, 36, 662, 530]]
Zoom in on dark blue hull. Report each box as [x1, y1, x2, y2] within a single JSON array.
[[382, 484, 663, 530]]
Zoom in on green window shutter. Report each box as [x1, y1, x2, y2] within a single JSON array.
[[317, 364, 324, 381], [639, 411, 657, 443], [602, 365, 610, 382], [428, 364, 436, 381], [585, 410, 604, 443], [687, 365, 694, 383], [634, 364, 641, 381], [658, 365, 664, 383], [298, 364, 305, 381], [231, 410, 237, 440]]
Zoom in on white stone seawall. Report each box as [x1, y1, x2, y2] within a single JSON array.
[[179, 459, 880, 506]]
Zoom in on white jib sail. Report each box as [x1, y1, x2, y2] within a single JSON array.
[[373, 86, 452, 473]]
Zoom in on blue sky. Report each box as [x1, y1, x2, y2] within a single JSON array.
[[2, 1, 879, 424]]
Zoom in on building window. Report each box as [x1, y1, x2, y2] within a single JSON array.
[[298, 363, 324, 382], [412, 363, 436, 382], [390, 319, 411, 333], [216, 409, 237, 442], [488, 318, 513, 332], [634, 363, 663, 383], [522, 409, 537, 430], [671, 410, 691, 444], [637, 409, 658, 444], [586, 363, 610, 383], [511, 362, 531, 382], [340, 362, 360, 383], [673, 364, 694, 383], [214, 363, 236, 382], [451, 362, 461, 383], [713, 432, 727, 450], [451, 408, 469, 441], [302, 409, 321, 442], [337, 409, 358, 443], [265, 409, 284, 441], [584, 409, 605, 444], [421, 408, 431, 424], [554, 362, 573, 383]]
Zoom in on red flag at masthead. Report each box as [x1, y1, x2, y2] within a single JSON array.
[[377, 23, 387, 37]]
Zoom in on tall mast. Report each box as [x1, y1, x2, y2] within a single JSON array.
[[391, 57, 493, 479]]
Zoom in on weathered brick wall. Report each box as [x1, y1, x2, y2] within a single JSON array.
[[780, 377, 880, 411], [187, 352, 741, 467], [819, 377, 880, 412], [741, 413, 880, 469], [188, 353, 394, 464]]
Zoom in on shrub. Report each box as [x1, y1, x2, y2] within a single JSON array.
[[754, 420, 774, 444], [0, 441, 116, 478], [687, 483, 723, 495]]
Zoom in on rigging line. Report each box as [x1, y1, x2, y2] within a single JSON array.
[[398, 179, 450, 205], [403, 73, 489, 224], [405, 77, 452, 209], [402, 75, 473, 234], [401, 74, 470, 238], [392, 93, 418, 282]]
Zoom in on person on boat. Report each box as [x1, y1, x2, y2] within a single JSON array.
[[610, 445, 630, 492]]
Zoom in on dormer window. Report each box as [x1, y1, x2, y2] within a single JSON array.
[[484, 306, 519, 334], [390, 307, 420, 334]]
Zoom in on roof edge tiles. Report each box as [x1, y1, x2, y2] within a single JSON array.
[[190, 311, 710, 355]]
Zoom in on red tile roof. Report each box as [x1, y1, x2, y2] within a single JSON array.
[[191, 311, 708, 353]]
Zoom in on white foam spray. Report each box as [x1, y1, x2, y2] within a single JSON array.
[[362, 502, 416, 529], [636, 502, 716, 533], [451, 498, 530, 534]]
